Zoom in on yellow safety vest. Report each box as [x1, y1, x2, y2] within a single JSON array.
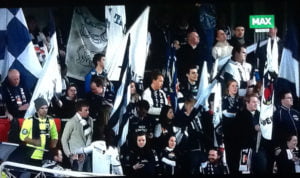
[[20, 116, 58, 160]]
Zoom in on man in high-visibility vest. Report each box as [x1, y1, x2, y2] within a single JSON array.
[[20, 97, 58, 166]]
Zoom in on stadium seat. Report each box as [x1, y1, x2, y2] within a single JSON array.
[[0, 118, 10, 142]]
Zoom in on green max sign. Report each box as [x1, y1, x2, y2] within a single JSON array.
[[249, 15, 275, 29]]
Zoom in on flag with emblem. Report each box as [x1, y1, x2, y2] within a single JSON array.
[[259, 60, 277, 140], [0, 8, 42, 92], [65, 7, 107, 81]]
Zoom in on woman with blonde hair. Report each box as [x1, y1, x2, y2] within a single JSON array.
[[221, 79, 243, 174]]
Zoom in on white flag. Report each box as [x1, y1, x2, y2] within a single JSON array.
[[25, 12, 62, 118], [195, 61, 210, 109], [107, 7, 151, 146], [65, 7, 107, 81], [128, 7, 150, 82], [259, 40, 278, 140], [212, 82, 222, 128], [105, 5, 127, 81], [212, 82, 222, 147]]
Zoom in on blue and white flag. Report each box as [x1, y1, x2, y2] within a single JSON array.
[[111, 66, 132, 147], [0, 8, 42, 92], [166, 46, 178, 112], [105, 5, 126, 81], [25, 10, 62, 118], [65, 7, 107, 81], [107, 7, 150, 146], [277, 22, 300, 98], [108, 36, 131, 147]]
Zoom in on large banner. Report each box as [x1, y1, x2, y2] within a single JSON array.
[[65, 7, 107, 81]]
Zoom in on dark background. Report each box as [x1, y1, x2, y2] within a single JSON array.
[[18, 1, 290, 49]]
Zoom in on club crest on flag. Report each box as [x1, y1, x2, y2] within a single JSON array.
[[66, 7, 107, 81], [262, 72, 275, 105]]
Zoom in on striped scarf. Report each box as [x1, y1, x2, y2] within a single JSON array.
[[79, 116, 92, 137], [266, 37, 279, 73]]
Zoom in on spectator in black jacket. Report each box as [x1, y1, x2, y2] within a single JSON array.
[[159, 135, 179, 175], [235, 93, 260, 174], [126, 132, 158, 176], [179, 65, 199, 99], [200, 148, 229, 175], [276, 134, 300, 174], [273, 90, 300, 163], [86, 76, 114, 141], [176, 30, 203, 84]]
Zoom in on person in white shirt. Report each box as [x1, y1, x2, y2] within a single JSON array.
[[223, 44, 254, 97], [212, 29, 233, 61], [142, 70, 168, 124], [73, 127, 123, 175]]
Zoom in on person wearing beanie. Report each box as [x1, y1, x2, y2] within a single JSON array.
[[19, 97, 58, 166]]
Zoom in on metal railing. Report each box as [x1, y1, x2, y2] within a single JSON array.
[[0, 161, 121, 177]]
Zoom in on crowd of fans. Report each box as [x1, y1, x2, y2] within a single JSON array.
[[0, 5, 300, 177]]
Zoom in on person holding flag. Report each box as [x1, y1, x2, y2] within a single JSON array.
[[173, 94, 213, 175], [235, 93, 272, 174], [257, 27, 283, 81], [223, 44, 254, 97]]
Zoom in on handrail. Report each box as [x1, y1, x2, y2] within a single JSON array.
[[0, 161, 121, 177]]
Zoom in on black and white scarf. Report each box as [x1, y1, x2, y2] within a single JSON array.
[[266, 37, 279, 73], [150, 87, 166, 108], [6, 86, 28, 105], [78, 115, 92, 137]]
